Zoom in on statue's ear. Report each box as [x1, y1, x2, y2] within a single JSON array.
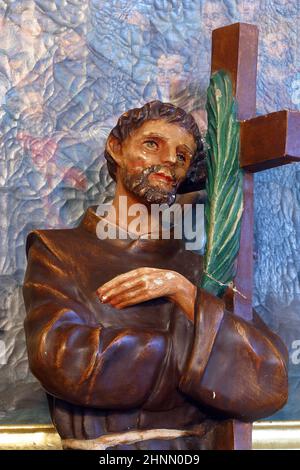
[[106, 135, 123, 166]]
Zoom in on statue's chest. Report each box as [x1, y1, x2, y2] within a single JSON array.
[[71, 238, 186, 330]]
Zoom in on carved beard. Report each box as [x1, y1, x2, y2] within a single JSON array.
[[121, 165, 178, 206]]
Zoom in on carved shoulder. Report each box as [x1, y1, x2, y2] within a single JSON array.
[[25, 227, 78, 260]]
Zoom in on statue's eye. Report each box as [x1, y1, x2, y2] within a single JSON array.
[[144, 140, 158, 150], [177, 153, 186, 162]]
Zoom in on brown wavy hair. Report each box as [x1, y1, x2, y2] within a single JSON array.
[[104, 100, 206, 193]]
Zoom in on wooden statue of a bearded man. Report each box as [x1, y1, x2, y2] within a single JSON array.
[[23, 101, 288, 450]]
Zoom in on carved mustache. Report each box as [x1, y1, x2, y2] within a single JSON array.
[[131, 165, 177, 188]]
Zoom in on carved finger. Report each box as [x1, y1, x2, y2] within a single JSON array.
[[99, 279, 144, 303], [98, 268, 146, 294], [98, 267, 163, 295], [112, 287, 162, 309], [110, 287, 150, 307]]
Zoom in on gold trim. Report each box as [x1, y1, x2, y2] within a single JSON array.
[[0, 422, 299, 450], [0, 425, 62, 450], [252, 421, 300, 450]]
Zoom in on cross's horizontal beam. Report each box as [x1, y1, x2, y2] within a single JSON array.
[[240, 110, 300, 172]]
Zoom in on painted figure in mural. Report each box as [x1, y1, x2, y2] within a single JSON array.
[[23, 101, 288, 450]]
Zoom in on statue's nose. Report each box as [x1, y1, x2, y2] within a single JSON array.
[[162, 152, 177, 164]]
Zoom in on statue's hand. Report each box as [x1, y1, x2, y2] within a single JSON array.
[[96, 268, 196, 321]]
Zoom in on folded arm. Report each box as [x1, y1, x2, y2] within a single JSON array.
[[23, 232, 168, 409]]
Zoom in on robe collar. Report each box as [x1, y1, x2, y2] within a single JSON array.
[[79, 206, 185, 255]]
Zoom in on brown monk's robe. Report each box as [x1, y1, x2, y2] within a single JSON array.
[[23, 206, 288, 450]]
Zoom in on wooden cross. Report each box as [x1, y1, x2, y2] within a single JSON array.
[[210, 22, 300, 449]]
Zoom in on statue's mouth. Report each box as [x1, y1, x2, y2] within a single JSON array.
[[150, 172, 176, 185]]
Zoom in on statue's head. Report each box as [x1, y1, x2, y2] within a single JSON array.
[[104, 100, 206, 206]]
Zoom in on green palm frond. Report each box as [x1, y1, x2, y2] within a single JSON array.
[[201, 71, 244, 297]]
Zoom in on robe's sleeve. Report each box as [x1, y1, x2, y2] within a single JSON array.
[[179, 288, 288, 422], [23, 231, 168, 409]]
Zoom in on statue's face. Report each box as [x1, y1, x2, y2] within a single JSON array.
[[109, 119, 196, 205]]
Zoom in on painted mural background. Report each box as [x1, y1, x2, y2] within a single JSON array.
[[0, 0, 299, 423]]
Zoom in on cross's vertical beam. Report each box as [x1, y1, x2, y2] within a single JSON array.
[[211, 22, 258, 321], [210, 22, 259, 449], [211, 22, 258, 121]]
